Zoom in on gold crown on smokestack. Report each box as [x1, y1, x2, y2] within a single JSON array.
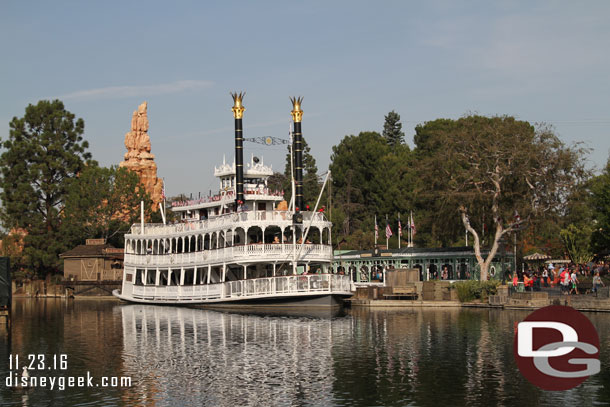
[[290, 96, 303, 122], [231, 91, 246, 119]]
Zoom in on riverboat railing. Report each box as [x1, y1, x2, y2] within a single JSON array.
[[170, 188, 284, 209], [124, 243, 332, 266], [130, 273, 352, 302], [130, 211, 329, 236]]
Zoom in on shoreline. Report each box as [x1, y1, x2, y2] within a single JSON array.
[[347, 297, 610, 313], [11, 295, 610, 313]]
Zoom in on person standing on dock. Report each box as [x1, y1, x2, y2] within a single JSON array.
[[570, 269, 579, 295], [593, 271, 605, 296]]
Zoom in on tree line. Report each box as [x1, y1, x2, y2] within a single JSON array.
[[1, 100, 608, 279], [278, 111, 608, 279], [0, 100, 156, 277]]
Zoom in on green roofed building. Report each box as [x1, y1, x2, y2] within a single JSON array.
[[333, 246, 515, 283]]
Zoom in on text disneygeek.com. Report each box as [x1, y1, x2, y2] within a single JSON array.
[[5, 371, 132, 390]]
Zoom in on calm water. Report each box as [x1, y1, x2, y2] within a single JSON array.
[[1, 299, 609, 406]]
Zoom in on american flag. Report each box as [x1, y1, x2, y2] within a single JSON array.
[[162, 178, 166, 201], [410, 211, 416, 236], [398, 215, 402, 237], [386, 220, 393, 239]]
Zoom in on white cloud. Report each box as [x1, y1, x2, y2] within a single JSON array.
[[57, 80, 214, 101]]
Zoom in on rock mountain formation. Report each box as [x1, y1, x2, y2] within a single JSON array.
[[119, 102, 163, 208]]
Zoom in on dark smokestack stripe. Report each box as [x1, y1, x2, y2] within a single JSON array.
[[231, 92, 246, 208], [294, 121, 303, 211], [235, 118, 244, 205]]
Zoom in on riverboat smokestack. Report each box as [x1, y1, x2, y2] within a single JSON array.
[[290, 96, 304, 212], [231, 92, 246, 207]]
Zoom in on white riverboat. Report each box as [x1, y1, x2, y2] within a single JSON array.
[[113, 94, 352, 307]]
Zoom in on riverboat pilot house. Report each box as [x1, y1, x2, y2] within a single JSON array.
[[60, 239, 124, 281]]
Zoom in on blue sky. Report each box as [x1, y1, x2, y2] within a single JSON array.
[[1, 1, 609, 197]]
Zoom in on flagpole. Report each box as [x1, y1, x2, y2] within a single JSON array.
[[409, 210, 413, 248], [374, 214, 378, 247], [386, 215, 389, 249], [398, 213, 401, 249], [160, 177, 167, 225], [409, 215, 413, 247], [407, 220, 410, 248]]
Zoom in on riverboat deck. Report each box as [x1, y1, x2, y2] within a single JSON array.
[[115, 273, 352, 305]]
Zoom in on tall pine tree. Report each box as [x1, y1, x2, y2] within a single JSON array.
[[382, 110, 405, 148], [0, 100, 95, 275]]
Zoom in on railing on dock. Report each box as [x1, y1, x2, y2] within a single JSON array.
[[130, 273, 352, 302]]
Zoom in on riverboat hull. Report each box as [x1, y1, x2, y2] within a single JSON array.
[[113, 290, 350, 308]]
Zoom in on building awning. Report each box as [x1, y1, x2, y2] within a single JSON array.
[[523, 252, 551, 261]]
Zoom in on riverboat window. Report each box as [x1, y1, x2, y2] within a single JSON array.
[[245, 177, 263, 185], [169, 270, 179, 286], [196, 268, 205, 284], [146, 270, 156, 285], [309, 263, 324, 274], [135, 269, 144, 286], [159, 270, 168, 286], [184, 268, 195, 285]]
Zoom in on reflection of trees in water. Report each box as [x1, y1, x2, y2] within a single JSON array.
[[6, 299, 125, 406], [121, 306, 353, 406], [335, 308, 610, 406]]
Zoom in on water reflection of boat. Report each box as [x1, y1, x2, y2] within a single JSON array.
[[114, 95, 352, 308], [120, 304, 352, 405]]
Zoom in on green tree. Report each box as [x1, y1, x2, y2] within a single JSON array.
[[382, 110, 405, 148], [412, 119, 467, 247], [560, 224, 594, 264], [590, 158, 610, 254], [329, 132, 389, 242], [0, 100, 95, 276], [329, 130, 416, 248], [61, 166, 153, 248], [413, 116, 588, 280], [277, 136, 321, 209]]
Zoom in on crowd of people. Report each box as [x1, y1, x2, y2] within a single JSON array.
[[511, 260, 608, 296]]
